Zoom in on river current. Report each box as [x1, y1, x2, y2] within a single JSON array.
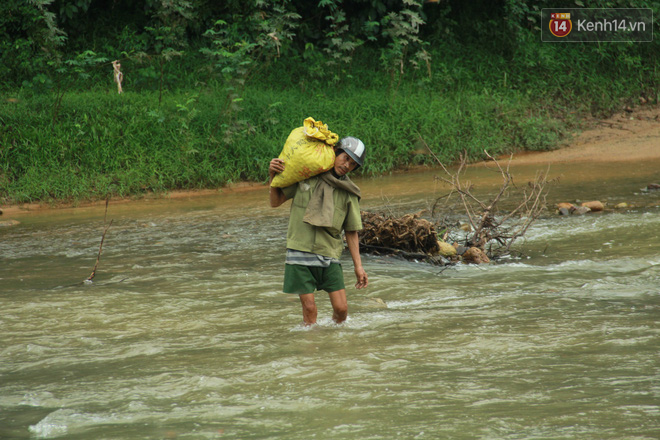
[[1, 161, 659, 439]]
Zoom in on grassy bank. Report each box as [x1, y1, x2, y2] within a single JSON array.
[[1, 39, 658, 205], [0, 86, 567, 204]]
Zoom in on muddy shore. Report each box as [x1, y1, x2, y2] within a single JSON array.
[[504, 105, 660, 165]]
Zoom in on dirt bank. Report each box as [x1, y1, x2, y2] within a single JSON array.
[[0, 183, 266, 217], [505, 105, 660, 165]]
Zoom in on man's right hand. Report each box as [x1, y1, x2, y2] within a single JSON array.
[[269, 158, 285, 178], [269, 158, 287, 207]]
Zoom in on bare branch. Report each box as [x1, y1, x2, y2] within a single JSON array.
[[85, 197, 113, 283], [430, 148, 551, 259]]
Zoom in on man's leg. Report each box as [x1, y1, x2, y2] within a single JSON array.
[[328, 289, 348, 324], [299, 293, 317, 326]]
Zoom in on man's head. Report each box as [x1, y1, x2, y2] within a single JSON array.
[[334, 137, 365, 177]]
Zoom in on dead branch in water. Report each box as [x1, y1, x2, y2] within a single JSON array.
[[85, 198, 113, 283], [421, 138, 552, 259]]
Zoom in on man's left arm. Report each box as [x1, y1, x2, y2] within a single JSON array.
[[345, 230, 368, 289]]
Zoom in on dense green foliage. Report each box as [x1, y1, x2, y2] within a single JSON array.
[[1, 0, 659, 204]]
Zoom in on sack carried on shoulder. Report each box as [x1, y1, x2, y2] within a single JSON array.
[[270, 117, 338, 188]]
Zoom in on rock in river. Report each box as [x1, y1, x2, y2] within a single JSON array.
[[437, 241, 457, 257], [462, 247, 490, 264], [581, 200, 604, 212], [557, 202, 576, 211]]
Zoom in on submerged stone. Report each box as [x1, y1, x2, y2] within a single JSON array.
[[573, 206, 591, 215], [0, 219, 20, 227], [453, 244, 468, 256]]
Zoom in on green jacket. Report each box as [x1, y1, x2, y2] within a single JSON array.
[[282, 176, 362, 260]]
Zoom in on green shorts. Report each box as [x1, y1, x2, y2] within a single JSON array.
[[283, 263, 345, 295]]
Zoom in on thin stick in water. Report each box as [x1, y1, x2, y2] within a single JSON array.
[[85, 198, 113, 283]]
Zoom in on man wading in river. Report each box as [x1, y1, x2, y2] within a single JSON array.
[[269, 137, 369, 326]]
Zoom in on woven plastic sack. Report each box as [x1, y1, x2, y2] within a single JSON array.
[[270, 117, 338, 188]]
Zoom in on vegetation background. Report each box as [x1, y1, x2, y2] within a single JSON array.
[[1, 0, 658, 204]]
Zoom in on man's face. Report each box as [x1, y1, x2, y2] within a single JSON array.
[[334, 152, 359, 177]]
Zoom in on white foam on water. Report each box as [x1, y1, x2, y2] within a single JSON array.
[[28, 409, 111, 439], [20, 391, 57, 408], [29, 413, 70, 438], [385, 298, 430, 309]]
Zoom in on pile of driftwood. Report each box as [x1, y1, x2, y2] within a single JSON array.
[[360, 211, 441, 259], [359, 211, 490, 265], [359, 210, 492, 265]]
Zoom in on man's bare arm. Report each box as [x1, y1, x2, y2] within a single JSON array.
[[269, 158, 287, 207], [345, 230, 368, 289]]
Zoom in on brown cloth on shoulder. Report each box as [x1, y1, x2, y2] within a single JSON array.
[[302, 171, 361, 228]]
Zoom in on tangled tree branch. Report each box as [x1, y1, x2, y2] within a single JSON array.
[[424, 142, 552, 259]]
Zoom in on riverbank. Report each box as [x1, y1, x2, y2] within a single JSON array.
[[503, 105, 660, 165], [0, 182, 266, 217], [2, 105, 658, 219]]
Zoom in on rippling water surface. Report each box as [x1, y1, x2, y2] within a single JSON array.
[[1, 162, 659, 439]]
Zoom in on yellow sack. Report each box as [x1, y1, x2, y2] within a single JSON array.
[[270, 117, 338, 188]]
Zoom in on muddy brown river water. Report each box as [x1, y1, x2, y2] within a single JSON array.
[[1, 158, 659, 439]]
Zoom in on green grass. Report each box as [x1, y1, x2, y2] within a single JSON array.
[[0, 84, 567, 204], [1, 36, 657, 205]]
